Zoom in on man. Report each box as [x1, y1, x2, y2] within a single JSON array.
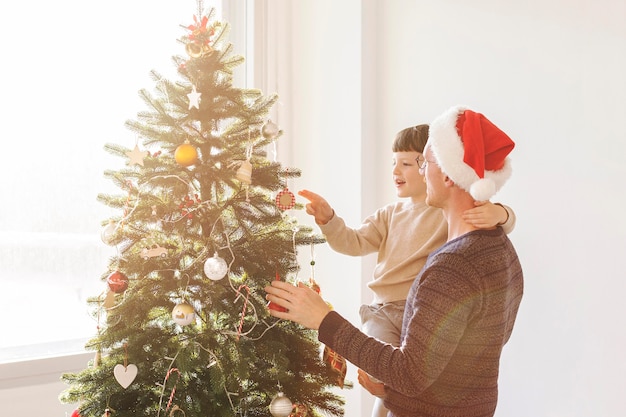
[[265, 105, 524, 417]]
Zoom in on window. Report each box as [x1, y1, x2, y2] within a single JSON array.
[[0, 0, 242, 362]]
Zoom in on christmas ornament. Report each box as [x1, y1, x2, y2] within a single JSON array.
[[107, 271, 129, 293], [126, 143, 149, 166], [172, 303, 195, 326], [269, 392, 293, 417], [71, 409, 81, 417], [323, 345, 347, 388], [101, 220, 117, 245], [291, 403, 308, 417], [114, 363, 137, 389], [312, 278, 348, 388], [262, 119, 280, 140], [275, 187, 296, 210], [185, 15, 216, 57], [179, 193, 202, 219], [103, 289, 116, 309], [185, 41, 204, 58], [94, 348, 102, 367], [203, 253, 228, 280], [140, 243, 168, 259], [164, 368, 181, 413], [187, 85, 201, 109], [236, 159, 252, 184], [114, 343, 137, 389], [235, 285, 251, 340], [175, 141, 198, 167], [168, 405, 185, 417], [102, 409, 112, 417], [268, 272, 287, 312]]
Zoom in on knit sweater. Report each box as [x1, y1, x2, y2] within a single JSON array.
[[318, 228, 524, 417], [319, 201, 515, 304]]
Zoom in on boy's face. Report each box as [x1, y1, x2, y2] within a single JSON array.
[[392, 151, 426, 201]]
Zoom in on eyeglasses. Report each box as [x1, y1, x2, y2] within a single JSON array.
[[416, 157, 436, 170]]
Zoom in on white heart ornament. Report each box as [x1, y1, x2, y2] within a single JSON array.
[[114, 364, 138, 389]]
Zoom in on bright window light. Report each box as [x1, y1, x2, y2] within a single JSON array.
[[0, 0, 229, 362]]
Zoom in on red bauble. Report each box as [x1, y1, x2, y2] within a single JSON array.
[[107, 271, 129, 293], [71, 410, 81, 417], [268, 301, 287, 312], [268, 272, 287, 312]]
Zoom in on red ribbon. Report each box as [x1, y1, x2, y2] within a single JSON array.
[[187, 15, 214, 43]]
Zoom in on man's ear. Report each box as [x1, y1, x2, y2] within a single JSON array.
[[444, 175, 455, 187]]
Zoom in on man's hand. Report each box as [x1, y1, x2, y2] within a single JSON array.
[[264, 280, 331, 330], [357, 369, 386, 397]]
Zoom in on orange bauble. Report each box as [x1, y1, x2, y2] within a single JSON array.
[[175, 142, 198, 167]]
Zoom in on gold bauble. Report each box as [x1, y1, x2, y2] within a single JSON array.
[[175, 143, 198, 167]]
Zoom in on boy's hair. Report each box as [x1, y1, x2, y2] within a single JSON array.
[[392, 124, 429, 153]]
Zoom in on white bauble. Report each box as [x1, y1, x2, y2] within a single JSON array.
[[269, 392, 293, 417], [261, 120, 280, 139], [101, 220, 117, 245], [203, 253, 228, 280]]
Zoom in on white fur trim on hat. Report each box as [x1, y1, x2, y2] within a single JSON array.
[[428, 105, 512, 200]]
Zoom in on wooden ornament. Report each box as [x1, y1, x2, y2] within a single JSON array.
[[114, 364, 138, 389], [236, 160, 252, 184]]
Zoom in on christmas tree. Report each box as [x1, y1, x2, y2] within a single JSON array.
[[60, 5, 346, 417]]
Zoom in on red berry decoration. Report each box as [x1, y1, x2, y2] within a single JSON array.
[[71, 410, 81, 417], [107, 271, 129, 293]]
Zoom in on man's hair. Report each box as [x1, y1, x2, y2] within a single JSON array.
[[392, 124, 429, 153]]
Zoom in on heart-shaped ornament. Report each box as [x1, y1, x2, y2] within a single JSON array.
[[114, 363, 138, 389]]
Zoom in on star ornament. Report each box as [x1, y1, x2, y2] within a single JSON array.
[[126, 144, 149, 166], [187, 85, 201, 110]]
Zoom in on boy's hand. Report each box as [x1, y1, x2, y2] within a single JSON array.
[[462, 201, 508, 228], [298, 189, 335, 225], [357, 369, 386, 397]]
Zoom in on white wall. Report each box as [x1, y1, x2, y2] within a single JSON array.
[[372, 2, 626, 416]]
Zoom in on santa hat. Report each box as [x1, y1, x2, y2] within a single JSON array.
[[427, 105, 515, 201]]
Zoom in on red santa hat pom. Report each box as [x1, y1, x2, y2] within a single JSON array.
[[427, 105, 515, 200]]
